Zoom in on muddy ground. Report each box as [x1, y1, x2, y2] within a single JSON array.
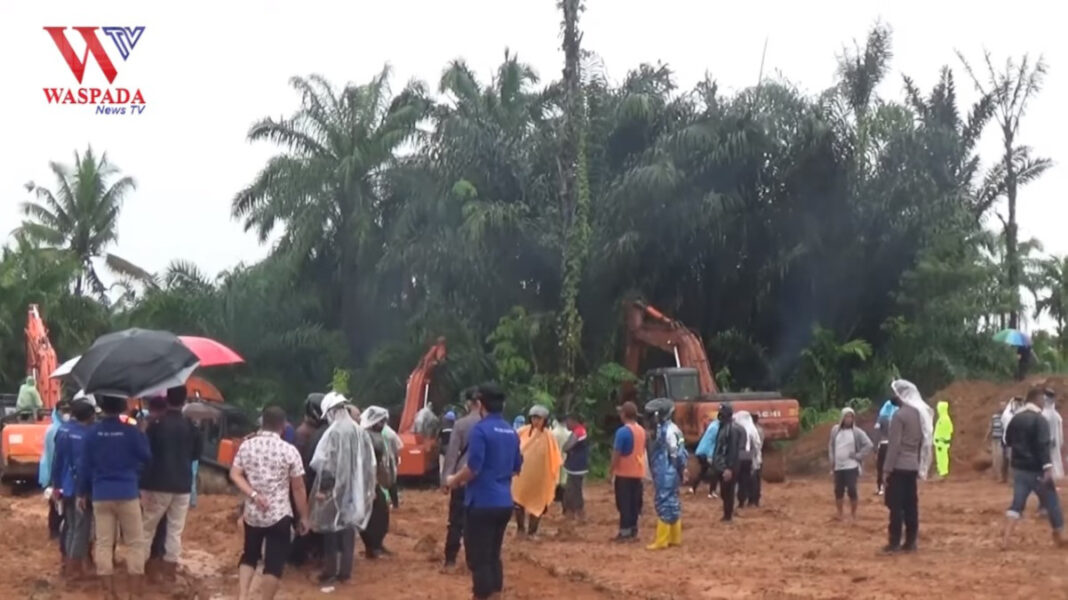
[[3, 472, 1067, 600]]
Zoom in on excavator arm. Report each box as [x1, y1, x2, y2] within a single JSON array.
[[25, 305, 60, 410], [397, 337, 448, 434], [623, 301, 718, 395]]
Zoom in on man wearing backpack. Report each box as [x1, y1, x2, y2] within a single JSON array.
[[829, 407, 874, 522]]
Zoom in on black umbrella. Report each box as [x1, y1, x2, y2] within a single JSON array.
[[71, 328, 200, 398]]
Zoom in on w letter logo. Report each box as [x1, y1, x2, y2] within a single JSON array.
[[44, 26, 144, 85]]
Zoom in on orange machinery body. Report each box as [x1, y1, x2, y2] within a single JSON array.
[[0, 416, 53, 480], [180, 377, 253, 470], [397, 338, 447, 479], [623, 300, 801, 444]]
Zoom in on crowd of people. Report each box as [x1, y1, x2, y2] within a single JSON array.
[[29, 376, 1068, 600]]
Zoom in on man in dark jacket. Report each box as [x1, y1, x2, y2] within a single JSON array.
[[291, 393, 326, 566], [562, 413, 589, 520], [711, 403, 746, 522], [140, 386, 203, 581], [883, 388, 923, 553], [442, 389, 481, 570], [1002, 387, 1065, 548]]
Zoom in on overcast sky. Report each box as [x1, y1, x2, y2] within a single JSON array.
[[1, 0, 1064, 326]]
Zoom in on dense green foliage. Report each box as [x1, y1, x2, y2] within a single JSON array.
[[2, 20, 1063, 428]]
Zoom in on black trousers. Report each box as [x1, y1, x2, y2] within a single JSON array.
[[750, 468, 762, 507], [614, 476, 643, 535], [150, 518, 167, 560], [736, 460, 753, 507], [886, 470, 919, 548], [464, 507, 511, 600], [444, 487, 466, 565], [240, 517, 292, 578], [359, 487, 390, 554], [691, 456, 718, 494], [719, 471, 737, 520], [563, 473, 585, 516], [321, 528, 355, 581], [876, 443, 888, 490], [49, 500, 64, 556], [389, 484, 400, 509], [513, 505, 543, 535]]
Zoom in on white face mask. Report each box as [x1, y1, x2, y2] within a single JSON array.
[[60, 413, 71, 422]]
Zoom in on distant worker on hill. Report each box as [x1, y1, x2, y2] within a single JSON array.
[[1041, 388, 1064, 480], [1002, 387, 1065, 549], [644, 398, 687, 550], [829, 407, 873, 522], [874, 398, 898, 495], [934, 400, 954, 479], [691, 415, 720, 498], [988, 400, 1010, 483], [882, 380, 933, 553]]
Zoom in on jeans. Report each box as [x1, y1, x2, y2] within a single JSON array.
[[1008, 469, 1065, 530], [886, 470, 918, 548], [614, 476, 643, 536], [141, 491, 191, 563], [444, 487, 466, 565], [321, 528, 356, 581], [94, 498, 146, 575], [464, 507, 511, 599]]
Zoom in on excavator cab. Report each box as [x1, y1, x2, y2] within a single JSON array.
[[643, 367, 702, 402]]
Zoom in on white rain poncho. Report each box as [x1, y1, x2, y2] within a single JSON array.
[[362, 406, 399, 488], [735, 411, 764, 469], [1043, 397, 1065, 479], [413, 406, 439, 438], [890, 379, 935, 480], [309, 393, 378, 532]]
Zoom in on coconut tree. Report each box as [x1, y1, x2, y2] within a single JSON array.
[[16, 147, 151, 298], [233, 68, 430, 361]]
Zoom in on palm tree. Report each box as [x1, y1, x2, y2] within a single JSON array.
[[1034, 256, 1068, 341], [16, 147, 150, 298], [233, 68, 430, 361], [958, 51, 1051, 328]]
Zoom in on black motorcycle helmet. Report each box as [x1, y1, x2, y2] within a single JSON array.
[[304, 393, 325, 423], [644, 397, 675, 424]]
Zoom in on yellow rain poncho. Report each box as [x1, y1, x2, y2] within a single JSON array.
[[934, 400, 953, 477], [511, 425, 562, 517]]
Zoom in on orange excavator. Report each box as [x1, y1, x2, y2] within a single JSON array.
[[1, 305, 61, 482], [623, 300, 801, 445], [396, 337, 447, 481]]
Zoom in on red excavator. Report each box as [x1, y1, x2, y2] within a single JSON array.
[[623, 300, 800, 445], [1, 305, 61, 482], [396, 337, 447, 481]]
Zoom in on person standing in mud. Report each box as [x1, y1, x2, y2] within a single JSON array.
[[1002, 387, 1065, 548], [882, 380, 932, 553], [445, 383, 522, 600], [360, 406, 398, 557], [691, 415, 720, 498], [291, 393, 326, 567], [873, 398, 897, 495], [711, 403, 746, 522], [511, 405, 562, 539], [828, 407, 873, 522], [51, 399, 95, 578], [442, 389, 481, 571], [749, 413, 765, 507], [610, 401, 647, 541], [988, 400, 1009, 482]]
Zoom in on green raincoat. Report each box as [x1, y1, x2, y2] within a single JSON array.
[[16, 376, 42, 412]]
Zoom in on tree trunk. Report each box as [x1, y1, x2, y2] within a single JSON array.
[[1003, 126, 1020, 329]]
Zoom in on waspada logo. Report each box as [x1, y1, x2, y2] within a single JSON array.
[[43, 26, 147, 115]]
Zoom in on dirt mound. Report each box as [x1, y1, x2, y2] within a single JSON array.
[[787, 376, 1068, 476]]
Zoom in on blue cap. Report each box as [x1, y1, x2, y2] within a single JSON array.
[[445, 411, 456, 421]]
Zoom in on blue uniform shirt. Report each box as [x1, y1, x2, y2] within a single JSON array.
[[78, 416, 151, 501], [464, 413, 522, 508], [51, 421, 91, 497]]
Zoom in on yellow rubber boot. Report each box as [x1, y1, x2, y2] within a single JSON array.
[[646, 520, 670, 550], [669, 519, 682, 546]]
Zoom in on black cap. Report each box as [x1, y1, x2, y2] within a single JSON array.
[[476, 382, 504, 401], [1045, 388, 1056, 397]]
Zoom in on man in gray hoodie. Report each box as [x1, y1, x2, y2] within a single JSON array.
[[828, 407, 873, 522], [883, 394, 923, 552]]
